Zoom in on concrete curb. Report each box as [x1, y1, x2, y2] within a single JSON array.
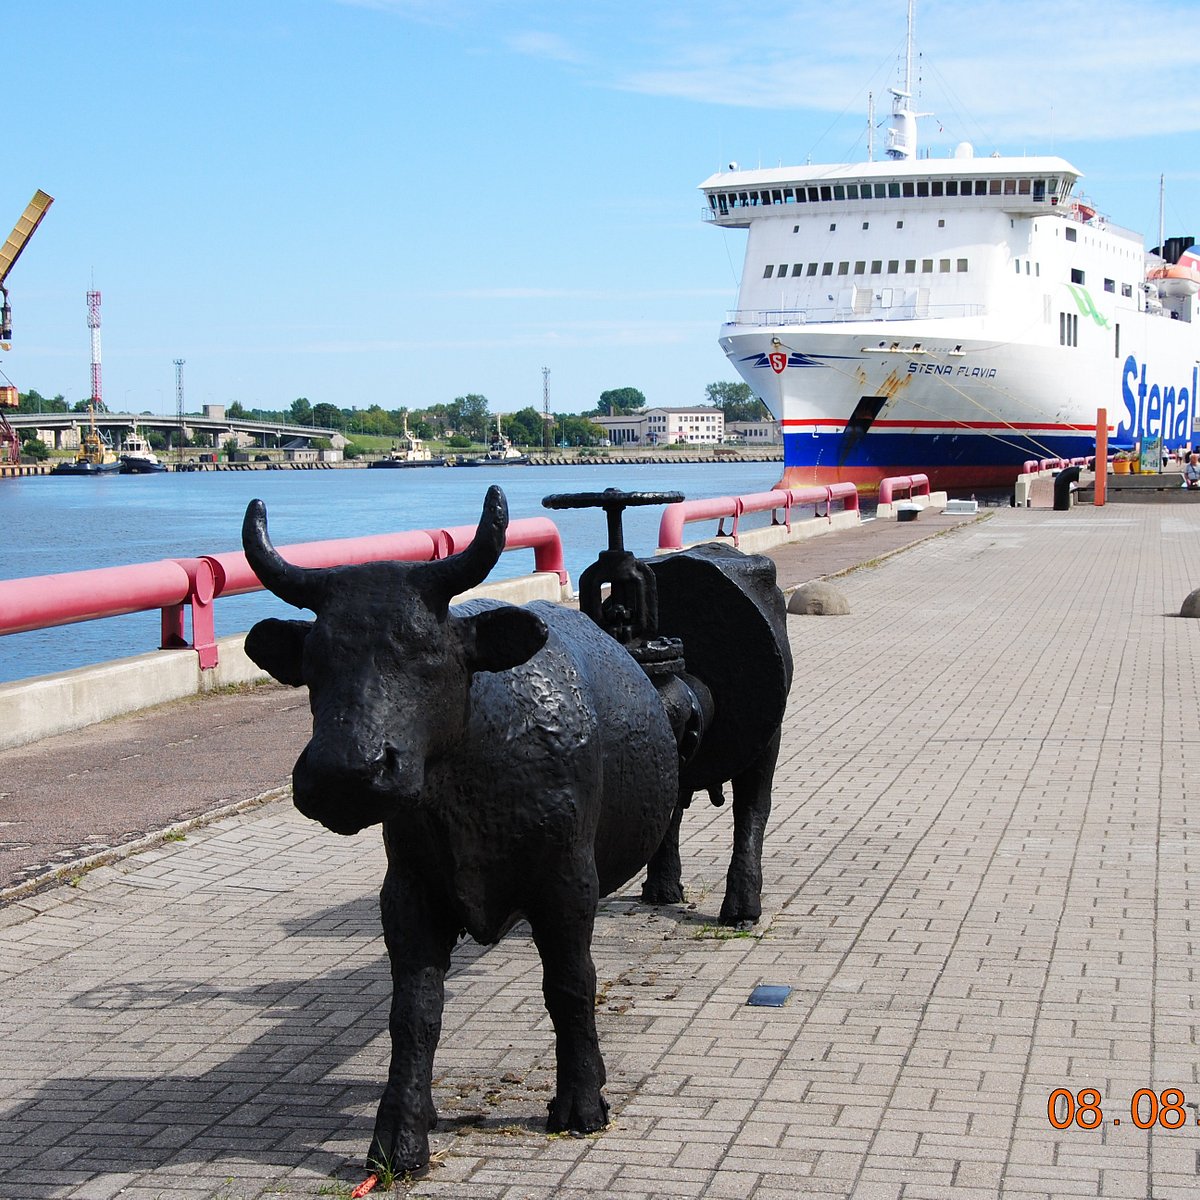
[[0, 784, 292, 911]]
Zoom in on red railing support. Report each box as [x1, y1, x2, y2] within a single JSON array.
[[877, 475, 931, 505]]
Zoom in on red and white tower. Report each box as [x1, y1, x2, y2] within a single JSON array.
[[87, 289, 102, 409]]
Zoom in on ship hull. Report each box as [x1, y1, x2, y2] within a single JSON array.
[[722, 318, 1200, 492]]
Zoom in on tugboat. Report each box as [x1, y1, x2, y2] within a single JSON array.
[[368, 416, 445, 468], [52, 406, 120, 475], [118, 428, 167, 474], [456, 416, 530, 466]]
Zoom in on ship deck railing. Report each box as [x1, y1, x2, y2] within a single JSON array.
[[723, 303, 986, 327]]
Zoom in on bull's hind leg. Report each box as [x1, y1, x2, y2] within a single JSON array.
[[370, 862, 458, 1176], [640, 801, 685, 905], [719, 726, 783, 926], [528, 868, 609, 1134]]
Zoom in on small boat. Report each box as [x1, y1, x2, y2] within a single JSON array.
[[368, 419, 445, 468], [118, 429, 167, 474], [1147, 248, 1200, 299], [456, 418, 530, 466], [52, 407, 121, 476]]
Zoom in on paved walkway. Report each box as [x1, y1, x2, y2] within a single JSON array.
[[3, 503, 1198, 1199]]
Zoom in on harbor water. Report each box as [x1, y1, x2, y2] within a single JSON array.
[[0, 461, 784, 685]]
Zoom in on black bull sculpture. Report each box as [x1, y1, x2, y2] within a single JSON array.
[[242, 486, 791, 1174]]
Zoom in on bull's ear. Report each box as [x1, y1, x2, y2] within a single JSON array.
[[455, 607, 548, 675], [244, 618, 312, 687]]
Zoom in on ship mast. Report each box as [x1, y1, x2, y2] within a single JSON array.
[[885, 0, 918, 160]]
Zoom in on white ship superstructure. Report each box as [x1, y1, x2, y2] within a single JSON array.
[[701, 10, 1197, 490]]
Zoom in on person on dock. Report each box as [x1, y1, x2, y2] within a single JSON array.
[[1186, 455, 1200, 489]]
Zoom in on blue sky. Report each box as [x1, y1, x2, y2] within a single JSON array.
[[4, 0, 1198, 418]]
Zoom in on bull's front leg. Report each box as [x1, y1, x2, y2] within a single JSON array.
[[369, 861, 457, 1176], [719, 726, 782, 925], [528, 864, 609, 1134], [640, 800, 685, 905]]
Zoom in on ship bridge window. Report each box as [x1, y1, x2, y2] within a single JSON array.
[[888, 259, 899, 273], [874, 183, 887, 198], [806, 262, 818, 276], [838, 262, 850, 275], [763, 265, 775, 278], [946, 181, 959, 196], [990, 179, 1003, 195], [795, 190, 805, 203], [821, 262, 833, 275], [889, 182, 901, 198], [917, 181, 929, 197], [808, 186, 820, 201], [833, 185, 845, 200], [903, 182, 915, 197], [1071, 268, 1085, 284], [932, 180, 944, 197], [1004, 179, 1017, 195], [922, 258, 933, 272], [1033, 180, 1046, 201], [905, 259, 917, 273], [792, 263, 805, 276], [871, 259, 883, 273], [939, 259, 951, 273], [778, 263, 789, 276], [1019, 179, 1031, 195], [975, 180, 988, 195], [854, 260, 866, 274], [772, 189, 783, 203], [957, 258, 969, 272], [820, 186, 833, 201], [847, 184, 859, 199]]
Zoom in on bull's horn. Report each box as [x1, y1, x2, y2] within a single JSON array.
[[419, 485, 508, 607], [242, 499, 329, 611]]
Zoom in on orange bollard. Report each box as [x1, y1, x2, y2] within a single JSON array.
[[1094, 408, 1107, 506]]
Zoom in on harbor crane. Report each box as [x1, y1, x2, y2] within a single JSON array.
[[0, 190, 54, 464]]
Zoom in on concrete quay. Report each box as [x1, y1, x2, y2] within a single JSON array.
[[3, 501, 1200, 1198]]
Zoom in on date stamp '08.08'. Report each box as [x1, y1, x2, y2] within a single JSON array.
[[1048, 1089, 1196, 1130]]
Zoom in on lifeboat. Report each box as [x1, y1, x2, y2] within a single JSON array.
[[1148, 248, 1200, 298]]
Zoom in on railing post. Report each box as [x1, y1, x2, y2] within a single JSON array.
[[172, 558, 219, 669]]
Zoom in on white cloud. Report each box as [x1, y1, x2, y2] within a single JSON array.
[[505, 31, 582, 65]]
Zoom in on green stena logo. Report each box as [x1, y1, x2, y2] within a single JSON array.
[[1066, 283, 1111, 329]]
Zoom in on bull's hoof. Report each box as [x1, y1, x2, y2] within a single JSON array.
[[718, 895, 761, 926], [640, 878, 684, 906], [369, 1111, 436, 1177], [546, 1088, 610, 1134]]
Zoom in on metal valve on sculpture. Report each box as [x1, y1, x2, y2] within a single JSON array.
[[542, 488, 709, 760]]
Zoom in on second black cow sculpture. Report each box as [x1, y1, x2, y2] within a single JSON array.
[[241, 485, 790, 1175]]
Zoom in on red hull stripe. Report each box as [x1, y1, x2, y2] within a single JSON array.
[[774, 463, 1026, 493], [782, 418, 1101, 432]]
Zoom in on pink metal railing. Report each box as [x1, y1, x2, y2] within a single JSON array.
[[0, 518, 568, 671], [1020, 457, 1093, 475], [658, 484, 858, 551], [876, 474, 931, 505]]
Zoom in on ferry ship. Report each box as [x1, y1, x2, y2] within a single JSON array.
[[701, 8, 1198, 491]]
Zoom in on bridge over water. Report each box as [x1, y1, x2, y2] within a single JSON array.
[[4, 404, 344, 451]]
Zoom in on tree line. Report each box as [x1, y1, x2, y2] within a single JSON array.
[[13, 381, 769, 450]]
